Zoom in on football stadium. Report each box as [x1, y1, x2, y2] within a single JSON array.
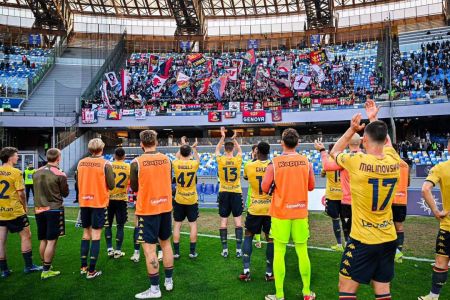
[[1, 0, 450, 299]]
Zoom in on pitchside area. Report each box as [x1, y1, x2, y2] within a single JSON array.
[[1, 208, 445, 299]]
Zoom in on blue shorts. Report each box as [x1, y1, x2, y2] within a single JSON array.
[[436, 229, 450, 257], [137, 212, 172, 244], [80, 207, 108, 229]]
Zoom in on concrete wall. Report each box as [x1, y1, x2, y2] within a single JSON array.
[[60, 131, 96, 174]]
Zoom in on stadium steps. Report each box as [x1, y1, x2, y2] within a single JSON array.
[[399, 26, 450, 50], [22, 62, 100, 114]]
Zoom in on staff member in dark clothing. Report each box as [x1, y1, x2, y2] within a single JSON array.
[[33, 148, 69, 280], [24, 163, 35, 204]]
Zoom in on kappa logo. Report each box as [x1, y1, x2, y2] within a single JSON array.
[[340, 268, 349, 275], [343, 259, 351, 267], [345, 251, 353, 258]]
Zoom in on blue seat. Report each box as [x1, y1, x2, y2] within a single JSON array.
[[204, 183, 215, 195]]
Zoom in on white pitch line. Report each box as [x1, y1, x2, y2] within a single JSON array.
[[29, 216, 435, 263]]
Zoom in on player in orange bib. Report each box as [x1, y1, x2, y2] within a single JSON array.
[[76, 138, 115, 279], [392, 156, 410, 263], [130, 130, 174, 299], [262, 128, 316, 300]]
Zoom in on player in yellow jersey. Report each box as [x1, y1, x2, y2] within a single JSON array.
[[173, 138, 200, 259], [418, 139, 450, 300], [0, 147, 42, 278], [316, 142, 344, 252], [215, 126, 243, 258], [105, 147, 130, 259], [239, 141, 274, 282], [330, 100, 400, 300]]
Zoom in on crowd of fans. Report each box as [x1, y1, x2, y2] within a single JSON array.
[[81, 42, 384, 112]]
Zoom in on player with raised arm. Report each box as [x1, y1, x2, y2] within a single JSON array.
[[315, 142, 344, 251], [0, 147, 42, 278], [105, 147, 130, 259], [418, 139, 450, 300], [239, 141, 274, 282], [172, 137, 200, 259], [131, 130, 174, 299], [330, 100, 400, 300], [77, 138, 115, 279], [262, 128, 316, 300], [215, 126, 244, 258], [245, 145, 262, 248]]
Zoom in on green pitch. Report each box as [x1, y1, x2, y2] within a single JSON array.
[[1, 208, 447, 299]]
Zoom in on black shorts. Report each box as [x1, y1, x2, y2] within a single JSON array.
[[392, 205, 407, 223], [218, 192, 243, 218], [436, 229, 450, 257], [137, 212, 172, 244], [326, 199, 341, 219], [35, 210, 65, 240], [339, 238, 397, 284], [173, 202, 198, 222], [245, 213, 271, 235], [340, 204, 352, 220], [107, 201, 128, 226], [80, 207, 108, 229], [0, 215, 30, 233]]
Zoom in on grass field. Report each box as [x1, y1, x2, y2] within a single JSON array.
[[1, 208, 448, 299]]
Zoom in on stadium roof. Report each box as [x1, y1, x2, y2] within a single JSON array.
[[0, 0, 395, 18]]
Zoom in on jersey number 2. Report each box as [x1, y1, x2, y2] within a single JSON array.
[[114, 172, 127, 189], [368, 178, 397, 211], [0, 180, 10, 199]]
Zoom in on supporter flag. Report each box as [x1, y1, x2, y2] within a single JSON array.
[[150, 75, 168, 93], [269, 78, 294, 98], [271, 106, 283, 122], [245, 49, 256, 65], [212, 74, 228, 100], [169, 84, 179, 96], [228, 102, 240, 111], [208, 111, 222, 122], [195, 77, 211, 95], [332, 64, 343, 73], [309, 50, 327, 65], [225, 67, 238, 81], [107, 109, 123, 120], [105, 71, 119, 87], [240, 79, 246, 91], [176, 72, 191, 89], [232, 59, 243, 73], [293, 75, 311, 90], [311, 64, 326, 83], [101, 80, 114, 110], [135, 108, 147, 120], [81, 108, 98, 124], [157, 57, 173, 78], [120, 69, 131, 97], [187, 53, 206, 66], [277, 60, 292, 75], [207, 59, 213, 74], [298, 53, 310, 63], [148, 55, 159, 73]]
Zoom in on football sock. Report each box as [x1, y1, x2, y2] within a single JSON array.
[[266, 241, 274, 275], [219, 228, 228, 250], [116, 224, 124, 251], [149, 272, 159, 288], [157, 244, 161, 252], [190, 242, 196, 255], [174, 242, 180, 255], [0, 259, 8, 271], [431, 266, 448, 295], [396, 231, 404, 252], [22, 250, 33, 269], [43, 261, 52, 271], [80, 239, 90, 268], [105, 226, 112, 249], [242, 235, 253, 271], [339, 292, 356, 299], [133, 227, 140, 251], [375, 293, 391, 300], [273, 240, 287, 299], [255, 234, 261, 242], [342, 218, 350, 243], [165, 266, 174, 279], [235, 227, 243, 251], [89, 240, 100, 272], [295, 242, 311, 296], [332, 218, 342, 245]]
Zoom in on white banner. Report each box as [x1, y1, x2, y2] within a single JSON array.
[[228, 101, 240, 111], [122, 109, 135, 116], [105, 71, 119, 87], [97, 108, 107, 118], [135, 109, 147, 120]]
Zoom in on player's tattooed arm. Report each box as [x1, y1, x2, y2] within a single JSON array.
[[232, 130, 243, 156], [330, 113, 365, 161], [192, 138, 200, 162], [215, 126, 226, 156], [130, 161, 139, 192], [422, 181, 449, 220]]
